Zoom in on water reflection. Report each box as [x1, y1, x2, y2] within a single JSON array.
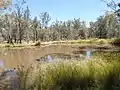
[[86, 51, 91, 59], [38, 50, 92, 62], [0, 45, 119, 69], [0, 60, 4, 68], [0, 45, 75, 69], [47, 55, 53, 62]]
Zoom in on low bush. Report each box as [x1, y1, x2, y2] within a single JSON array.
[[111, 38, 120, 46], [34, 41, 41, 46], [70, 38, 108, 45], [42, 60, 120, 90], [95, 39, 107, 45], [18, 57, 120, 90]]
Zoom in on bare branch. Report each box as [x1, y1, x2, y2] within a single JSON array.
[[101, 0, 117, 11]]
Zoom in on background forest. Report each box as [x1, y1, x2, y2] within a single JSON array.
[[0, 0, 120, 44]]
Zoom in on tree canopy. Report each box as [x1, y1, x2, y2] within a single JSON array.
[[0, 0, 120, 44], [0, 0, 11, 10]]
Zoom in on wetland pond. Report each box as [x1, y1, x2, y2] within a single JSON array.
[[0, 45, 120, 69]]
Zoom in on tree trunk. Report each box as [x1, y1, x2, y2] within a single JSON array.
[[7, 36, 10, 43], [10, 38, 13, 45], [19, 23, 22, 44], [7, 36, 13, 44], [14, 36, 17, 43], [19, 34, 22, 44], [35, 29, 38, 41]]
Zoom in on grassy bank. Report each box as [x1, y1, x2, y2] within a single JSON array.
[[17, 52, 120, 90], [0, 38, 120, 49]]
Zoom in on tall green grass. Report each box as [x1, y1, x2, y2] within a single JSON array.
[[92, 52, 120, 62], [17, 65, 39, 90], [41, 60, 120, 90], [17, 53, 120, 90]]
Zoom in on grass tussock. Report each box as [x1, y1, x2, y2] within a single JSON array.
[[42, 60, 120, 90], [70, 38, 109, 45], [18, 54, 120, 90], [93, 52, 120, 62], [17, 65, 40, 90], [111, 38, 120, 46]]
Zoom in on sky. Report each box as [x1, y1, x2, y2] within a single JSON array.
[[13, 0, 119, 26]]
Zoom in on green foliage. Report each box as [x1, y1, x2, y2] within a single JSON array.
[[89, 13, 120, 39], [111, 38, 120, 46], [42, 60, 120, 90], [17, 65, 39, 90], [0, 9, 120, 43], [18, 53, 120, 90], [70, 39, 108, 45], [0, 0, 120, 44], [93, 52, 120, 63], [95, 39, 108, 45]]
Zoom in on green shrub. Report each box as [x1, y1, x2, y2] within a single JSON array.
[[111, 38, 120, 46], [92, 52, 120, 62], [70, 38, 109, 45], [95, 39, 107, 45], [18, 57, 120, 90], [37, 60, 120, 90]]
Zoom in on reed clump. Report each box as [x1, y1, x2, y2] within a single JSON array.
[[17, 54, 120, 90]]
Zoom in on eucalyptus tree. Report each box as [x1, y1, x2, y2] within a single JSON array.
[[14, 0, 26, 43], [0, 15, 5, 42], [4, 14, 14, 43], [31, 16, 39, 42], [66, 20, 73, 40], [39, 12, 51, 29], [95, 16, 107, 38], [72, 18, 87, 39], [79, 21, 87, 39], [72, 18, 81, 40], [88, 22, 97, 38], [23, 6, 31, 43], [50, 20, 62, 40], [104, 12, 119, 38], [101, 0, 120, 22]]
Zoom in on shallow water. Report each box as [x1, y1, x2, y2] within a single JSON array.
[[0, 45, 119, 69], [0, 45, 76, 69]]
